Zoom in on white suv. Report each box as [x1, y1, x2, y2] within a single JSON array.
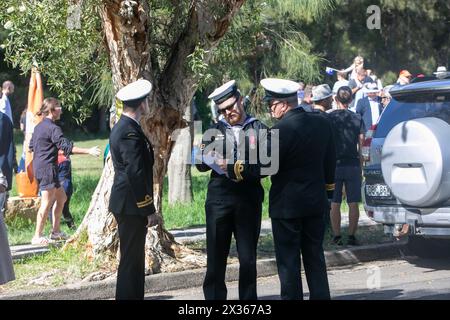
[[362, 78, 450, 257]]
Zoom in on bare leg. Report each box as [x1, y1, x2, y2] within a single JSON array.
[[34, 189, 56, 239], [52, 187, 67, 234], [330, 202, 341, 237], [348, 202, 360, 236]]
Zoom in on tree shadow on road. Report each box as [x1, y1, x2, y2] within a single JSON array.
[[333, 289, 403, 300], [401, 255, 450, 272]]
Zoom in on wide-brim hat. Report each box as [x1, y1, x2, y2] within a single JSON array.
[[363, 82, 380, 93], [434, 66, 448, 75], [311, 84, 332, 102]]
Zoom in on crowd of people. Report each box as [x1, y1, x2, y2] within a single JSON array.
[[294, 56, 420, 246]]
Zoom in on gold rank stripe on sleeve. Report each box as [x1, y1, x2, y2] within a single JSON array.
[[234, 160, 244, 182], [326, 183, 335, 191], [137, 195, 153, 208]]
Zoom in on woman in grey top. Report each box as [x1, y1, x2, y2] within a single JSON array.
[[29, 98, 100, 245]]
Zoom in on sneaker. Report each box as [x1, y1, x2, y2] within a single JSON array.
[[332, 236, 343, 246], [347, 235, 359, 246], [31, 236, 55, 245]]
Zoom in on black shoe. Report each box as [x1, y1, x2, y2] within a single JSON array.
[[332, 236, 343, 246], [66, 221, 77, 231], [347, 235, 359, 246]]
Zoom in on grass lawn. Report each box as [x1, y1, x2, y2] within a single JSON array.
[[187, 224, 393, 264], [7, 129, 361, 244], [8, 129, 262, 244]]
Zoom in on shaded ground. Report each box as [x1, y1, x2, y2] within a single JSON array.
[[144, 257, 450, 300], [186, 224, 392, 263]]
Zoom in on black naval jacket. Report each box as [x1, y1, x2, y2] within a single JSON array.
[[196, 116, 268, 204], [227, 108, 336, 219], [109, 115, 156, 216]]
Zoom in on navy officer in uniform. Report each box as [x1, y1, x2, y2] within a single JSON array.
[[224, 78, 336, 300], [196, 80, 268, 300], [109, 79, 162, 300]]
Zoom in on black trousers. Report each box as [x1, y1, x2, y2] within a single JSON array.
[[62, 194, 74, 226], [113, 213, 148, 300], [271, 216, 330, 300], [203, 198, 262, 300]]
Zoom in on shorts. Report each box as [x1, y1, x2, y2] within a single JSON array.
[[58, 161, 73, 196], [332, 165, 362, 203], [35, 165, 60, 191]]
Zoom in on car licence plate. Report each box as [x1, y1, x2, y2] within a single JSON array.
[[366, 184, 391, 197]]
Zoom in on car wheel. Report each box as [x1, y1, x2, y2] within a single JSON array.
[[382, 117, 450, 207]]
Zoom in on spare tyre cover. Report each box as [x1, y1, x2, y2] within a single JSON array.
[[381, 117, 450, 207]]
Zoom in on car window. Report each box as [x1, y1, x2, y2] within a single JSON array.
[[375, 92, 450, 138]]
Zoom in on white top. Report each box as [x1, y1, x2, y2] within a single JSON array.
[[231, 126, 242, 147], [0, 95, 13, 125], [350, 81, 365, 113], [0, 168, 7, 188], [342, 64, 359, 80], [332, 80, 349, 94], [369, 97, 380, 125]]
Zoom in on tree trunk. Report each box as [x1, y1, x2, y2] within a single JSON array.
[[69, 0, 245, 274], [168, 102, 193, 205]]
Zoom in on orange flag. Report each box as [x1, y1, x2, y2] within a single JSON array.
[[18, 67, 43, 197]]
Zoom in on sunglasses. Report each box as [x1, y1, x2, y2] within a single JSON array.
[[218, 100, 238, 115], [267, 100, 284, 111]]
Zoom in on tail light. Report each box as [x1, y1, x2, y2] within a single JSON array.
[[362, 124, 378, 162]]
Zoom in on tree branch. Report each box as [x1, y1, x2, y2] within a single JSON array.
[[156, 0, 245, 110], [100, 0, 153, 90]]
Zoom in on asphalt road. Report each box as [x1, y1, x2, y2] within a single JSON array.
[[145, 256, 450, 300]]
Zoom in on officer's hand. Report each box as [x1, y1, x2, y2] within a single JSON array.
[[0, 184, 6, 193], [147, 214, 162, 228], [88, 146, 101, 157], [215, 158, 228, 172]]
